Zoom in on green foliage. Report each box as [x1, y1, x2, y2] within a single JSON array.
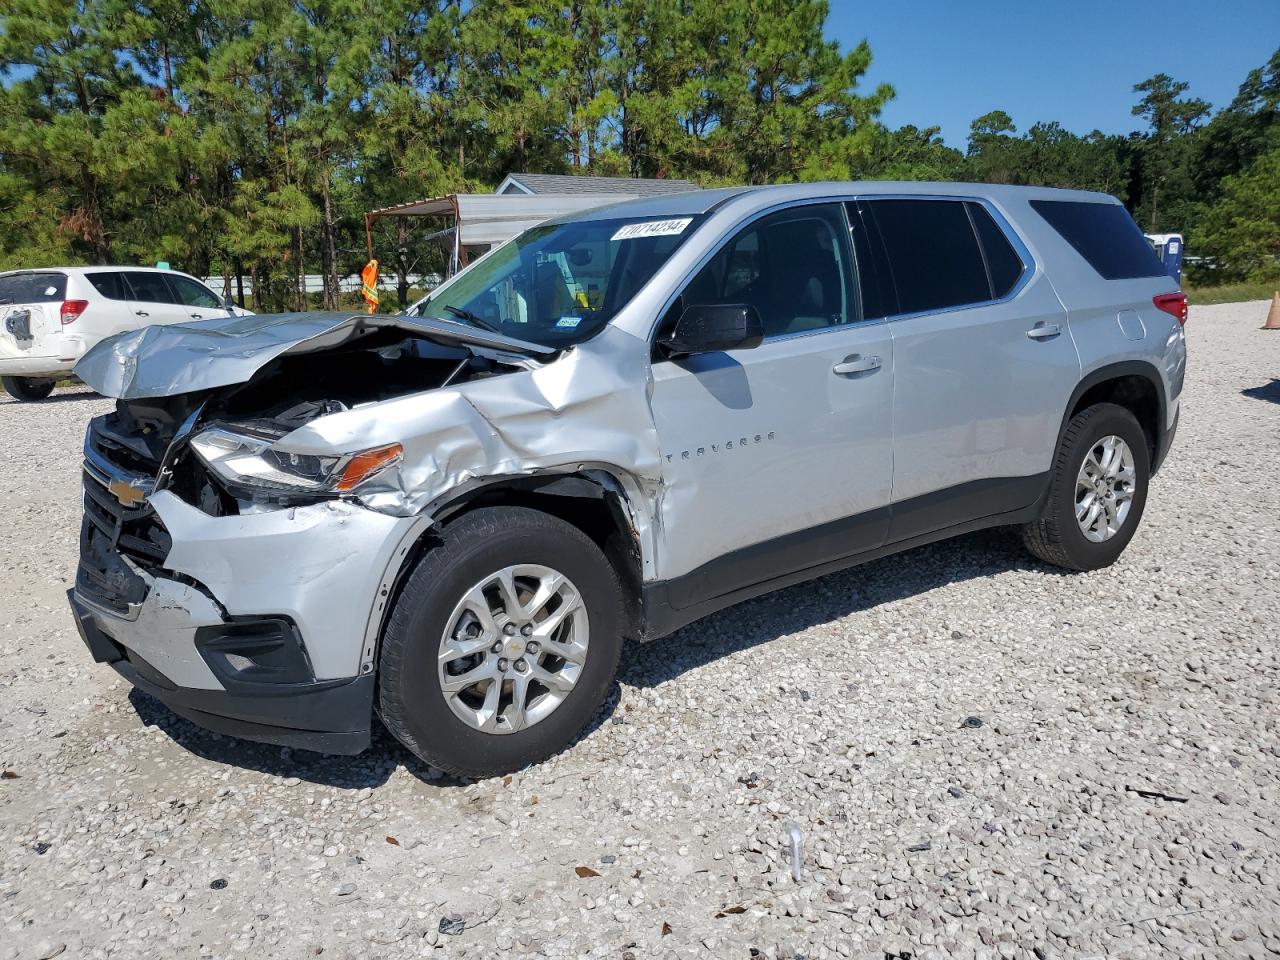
[[1194, 144, 1280, 283], [865, 125, 965, 181], [0, 3, 1275, 306], [1129, 73, 1211, 231], [964, 114, 1131, 198], [0, 0, 895, 308], [1192, 49, 1279, 203]]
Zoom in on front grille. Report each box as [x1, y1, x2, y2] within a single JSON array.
[[89, 429, 159, 479], [77, 419, 172, 615]]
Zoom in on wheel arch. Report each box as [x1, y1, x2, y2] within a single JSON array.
[[363, 468, 651, 668], [1061, 360, 1169, 473]]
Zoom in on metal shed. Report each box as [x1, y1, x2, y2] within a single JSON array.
[[364, 175, 699, 277]]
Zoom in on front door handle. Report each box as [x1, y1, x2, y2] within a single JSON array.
[[189, 312, 204, 319], [135, 310, 149, 318], [832, 354, 882, 375], [1027, 322, 1062, 340]]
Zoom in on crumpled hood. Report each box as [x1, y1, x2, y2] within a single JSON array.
[[75, 310, 556, 399]]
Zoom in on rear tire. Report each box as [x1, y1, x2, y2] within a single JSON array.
[[378, 506, 624, 778], [1, 376, 56, 401], [1022, 402, 1150, 571]]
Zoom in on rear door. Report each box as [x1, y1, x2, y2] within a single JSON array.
[[82, 271, 151, 339], [123, 271, 188, 328], [858, 197, 1078, 541], [0, 272, 66, 362]]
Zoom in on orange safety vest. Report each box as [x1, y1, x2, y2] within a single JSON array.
[[361, 260, 380, 314]]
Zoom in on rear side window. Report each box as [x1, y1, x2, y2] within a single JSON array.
[[967, 203, 1025, 298], [125, 271, 177, 303], [0, 273, 66, 304], [866, 199, 990, 315], [1029, 200, 1166, 280], [86, 272, 130, 300]]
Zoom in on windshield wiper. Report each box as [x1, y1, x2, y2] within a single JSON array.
[[439, 304, 503, 335]]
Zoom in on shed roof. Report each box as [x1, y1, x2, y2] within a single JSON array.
[[496, 173, 698, 196], [364, 194, 635, 246]]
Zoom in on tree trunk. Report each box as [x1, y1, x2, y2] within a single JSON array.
[[71, 71, 110, 262], [322, 173, 339, 310], [295, 227, 306, 311], [81, 168, 110, 264], [162, 42, 175, 102], [396, 219, 409, 310]]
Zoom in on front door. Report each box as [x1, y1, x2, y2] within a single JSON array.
[[167, 274, 229, 322], [647, 202, 895, 605]]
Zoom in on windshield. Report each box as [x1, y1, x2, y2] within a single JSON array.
[[407, 214, 705, 346]]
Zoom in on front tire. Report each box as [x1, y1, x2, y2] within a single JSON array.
[[378, 506, 624, 778], [1022, 402, 1150, 571], [1, 376, 56, 401]]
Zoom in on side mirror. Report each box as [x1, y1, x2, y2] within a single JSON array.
[[659, 303, 764, 356], [223, 297, 237, 312]]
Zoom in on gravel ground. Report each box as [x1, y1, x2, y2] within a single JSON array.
[[2, 300, 1279, 960]]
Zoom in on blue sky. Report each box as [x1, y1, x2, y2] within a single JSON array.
[[828, 1, 1280, 148]]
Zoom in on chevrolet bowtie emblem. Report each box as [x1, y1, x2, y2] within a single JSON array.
[[107, 479, 147, 508]]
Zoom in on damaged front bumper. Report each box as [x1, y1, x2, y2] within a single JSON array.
[[70, 588, 377, 755], [72, 459, 418, 754]]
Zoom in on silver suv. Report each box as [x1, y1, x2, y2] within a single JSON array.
[[69, 182, 1186, 777]]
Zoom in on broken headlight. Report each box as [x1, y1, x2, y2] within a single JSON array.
[[189, 426, 402, 497]]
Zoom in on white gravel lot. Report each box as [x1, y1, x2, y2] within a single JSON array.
[[1, 300, 1279, 960]]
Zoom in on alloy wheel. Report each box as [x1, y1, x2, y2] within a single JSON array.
[[437, 564, 589, 734], [1075, 434, 1136, 543]]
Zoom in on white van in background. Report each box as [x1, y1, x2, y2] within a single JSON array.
[[0, 267, 251, 401]]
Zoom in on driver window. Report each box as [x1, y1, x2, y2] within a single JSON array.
[[659, 203, 861, 342], [170, 275, 222, 308]]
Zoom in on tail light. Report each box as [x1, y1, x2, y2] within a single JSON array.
[[60, 300, 89, 325], [1153, 292, 1188, 326]]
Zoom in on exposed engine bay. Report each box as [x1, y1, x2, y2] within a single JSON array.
[[89, 330, 527, 518]]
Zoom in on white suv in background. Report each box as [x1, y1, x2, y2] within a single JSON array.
[[0, 267, 250, 401]]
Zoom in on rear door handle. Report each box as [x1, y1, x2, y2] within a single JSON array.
[[1027, 322, 1062, 340], [135, 310, 149, 318], [189, 312, 204, 319], [832, 354, 882, 375]]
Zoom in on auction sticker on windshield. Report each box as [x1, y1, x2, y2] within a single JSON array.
[[611, 218, 693, 241]]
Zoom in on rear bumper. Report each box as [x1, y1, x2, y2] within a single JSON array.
[[1, 326, 87, 376], [0, 355, 76, 378], [1153, 403, 1179, 474], [70, 589, 375, 755]]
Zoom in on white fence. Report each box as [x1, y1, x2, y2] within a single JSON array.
[[200, 273, 444, 297]]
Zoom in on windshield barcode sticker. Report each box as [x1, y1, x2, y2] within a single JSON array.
[[611, 218, 693, 241]]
